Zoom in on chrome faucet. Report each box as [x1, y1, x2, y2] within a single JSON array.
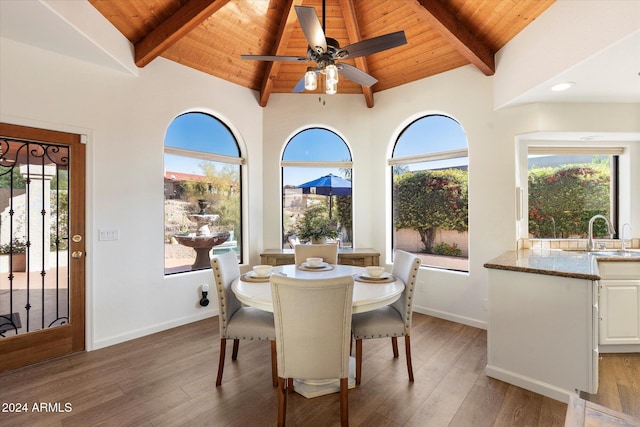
[[621, 223, 632, 251], [587, 214, 615, 251]]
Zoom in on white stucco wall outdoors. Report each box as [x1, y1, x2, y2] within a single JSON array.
[[1, 14, 639, 349]]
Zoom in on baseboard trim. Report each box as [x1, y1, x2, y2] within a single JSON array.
[[599, 344, 640, 353], [485, 365, 573, 403], [91, 310, 217, 350], [413, 305, 487, 330], [92, 306, 487, 351]]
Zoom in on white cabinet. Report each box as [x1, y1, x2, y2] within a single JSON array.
[[486, 269, 598, 403], [598, 261, 640, 347]]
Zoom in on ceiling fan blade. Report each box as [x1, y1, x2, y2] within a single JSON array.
[[338, 31, 407, 59], [337, 63, 378, 87], [294, 6, 327, 54], [241, 54, 308, 62]]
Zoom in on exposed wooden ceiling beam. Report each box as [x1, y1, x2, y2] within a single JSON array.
[[408, 0, 495, 75], [259, 0, 304, 107], [135, 0, 231, 68], [339, 0, 374, 108]]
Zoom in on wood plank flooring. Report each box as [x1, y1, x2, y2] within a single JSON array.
[[0, 313, 638, 426]]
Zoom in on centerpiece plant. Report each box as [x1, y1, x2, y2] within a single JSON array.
[[295, 204, 338, 244]]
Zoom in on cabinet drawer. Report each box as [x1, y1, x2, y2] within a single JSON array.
[[261, 249, 380, 267], [598, 261, 640, 279], [337, 255, 378, 266], [260, 254, 294, 266]]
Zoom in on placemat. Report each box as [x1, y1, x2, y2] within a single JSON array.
[[240, 273, 270, 283], [353, 273, 396, 283]]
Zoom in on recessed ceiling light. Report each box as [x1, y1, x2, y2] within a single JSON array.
[[550, 82, 575, 92]]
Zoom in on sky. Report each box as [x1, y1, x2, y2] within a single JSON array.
[[163, 113, 468, 186]]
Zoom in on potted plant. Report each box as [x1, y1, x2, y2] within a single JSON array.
[[0, 238, 27, 272], [295, 204, 339, 244]]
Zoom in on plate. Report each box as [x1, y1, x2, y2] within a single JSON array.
[[247, 271, 271, 278], [301, 261, 328, 269], [358, 272, 392, 281], [353, 273, 396, 283]]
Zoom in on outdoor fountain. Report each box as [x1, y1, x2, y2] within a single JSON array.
[[174, 199, 230, 270]]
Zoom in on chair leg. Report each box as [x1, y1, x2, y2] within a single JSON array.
[[231, 338, 240, 360], [340, 377, 349, 426], [271, 341, 278, 387], [405, 335, 414, 382], [391, 336, 399, 358], [355, 339, 362, 385], [287, 378, 294, 394], [277, 377, 287, 427], [216, 338, 226, 386]]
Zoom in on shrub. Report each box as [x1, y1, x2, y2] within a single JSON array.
[[0, 239, 27, 254], [433, 242, 462, 257]]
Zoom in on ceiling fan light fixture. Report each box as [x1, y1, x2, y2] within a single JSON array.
[[325, 79, 337, 94], [305, 69, 317, 91], [325, 64, 339, 84]]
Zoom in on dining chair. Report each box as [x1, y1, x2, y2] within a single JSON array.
[[270, 274, 354, 427], [294, 242, 338, 265], [351, 250, 421, 385], [211, 252, 277, 387]]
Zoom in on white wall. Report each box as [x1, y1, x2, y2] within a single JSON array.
[[2, 29, 639, 349], [493, 0, 640, 108], [0, 37, 263, 349], [264, 66, 640, 328]]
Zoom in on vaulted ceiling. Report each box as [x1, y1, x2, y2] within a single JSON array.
[[89, 0, 554, 108]]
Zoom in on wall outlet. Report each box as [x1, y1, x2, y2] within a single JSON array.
[[483, 298, 489, 311]]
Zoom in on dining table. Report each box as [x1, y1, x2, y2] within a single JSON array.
[[231, 263, 405, 398]]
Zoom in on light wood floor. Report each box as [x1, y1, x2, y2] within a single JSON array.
[[1, 313, 638, 426]]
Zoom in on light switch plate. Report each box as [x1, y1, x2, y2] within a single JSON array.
[[99, 229, 120, 241]]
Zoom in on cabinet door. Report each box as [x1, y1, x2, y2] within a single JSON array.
[[600, 280, 640, 345]]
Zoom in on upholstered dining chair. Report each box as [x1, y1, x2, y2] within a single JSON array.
[[211, 252, 277, 387], [294, 242, 338, 265], [351, 250, 421, 385], [270, 274, 354, 427]]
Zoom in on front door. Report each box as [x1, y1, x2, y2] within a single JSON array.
[[0, 123, 86, 372]]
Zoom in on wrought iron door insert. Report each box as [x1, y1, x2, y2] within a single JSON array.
[[0, 137, 70, 337]]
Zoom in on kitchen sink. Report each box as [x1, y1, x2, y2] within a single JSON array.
[[588, 250, 640, 258]]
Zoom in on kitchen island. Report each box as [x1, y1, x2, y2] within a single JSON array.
[[484, 249, 640, 403]]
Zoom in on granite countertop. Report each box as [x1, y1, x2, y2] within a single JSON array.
[[484, 249, 640, 280]]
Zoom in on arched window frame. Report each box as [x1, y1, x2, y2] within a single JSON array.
[[163, 111, 245, 275], [281, 127, 353, 248], [389, 113, 469, 272]]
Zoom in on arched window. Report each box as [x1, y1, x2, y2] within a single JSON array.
[[281, 128, 352, 249], [164, 112, 243, 275], [390, 115, 469, 272]]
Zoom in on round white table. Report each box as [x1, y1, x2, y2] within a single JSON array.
[[231, 263, 405, 398], [232, 264, 405, 314]]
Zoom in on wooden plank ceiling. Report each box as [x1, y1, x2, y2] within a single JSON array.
[[89, 0, 554, 108]]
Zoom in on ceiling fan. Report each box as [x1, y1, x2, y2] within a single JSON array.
[[241, 3, 407, 94]]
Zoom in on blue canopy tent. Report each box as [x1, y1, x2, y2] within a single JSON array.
[[296, 173, 352, 218]]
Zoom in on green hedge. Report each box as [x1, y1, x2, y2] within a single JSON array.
[[528, 164, 610, 238]]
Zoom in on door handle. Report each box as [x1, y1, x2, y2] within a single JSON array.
[[71, 251, 83, 259]]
